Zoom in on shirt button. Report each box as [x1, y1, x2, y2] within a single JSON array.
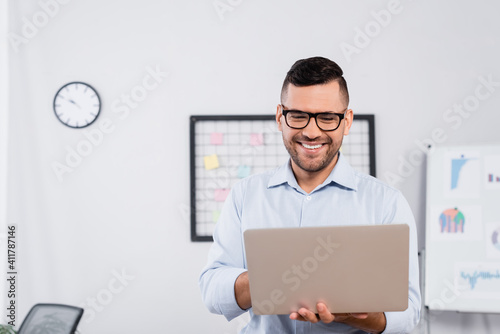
[[306, 196, 312, 201]]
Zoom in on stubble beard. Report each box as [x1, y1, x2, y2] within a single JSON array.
[[283, 134, 341, 173]]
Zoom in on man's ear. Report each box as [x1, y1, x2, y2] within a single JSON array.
[[343, 109, 354, 136], [276, 104, 283, 131]]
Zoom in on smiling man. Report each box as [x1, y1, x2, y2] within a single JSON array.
[[278, 77, 350, 194], [199, 57, 421, 333]]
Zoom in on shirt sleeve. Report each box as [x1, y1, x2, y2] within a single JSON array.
[[198, 182, 248, 321], [381, 192, 421, 334]]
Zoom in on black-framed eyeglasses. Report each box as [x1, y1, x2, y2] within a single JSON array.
[[280, 105, 347, 131]]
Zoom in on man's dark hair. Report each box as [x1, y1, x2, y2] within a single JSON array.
[[281, 56, 349, 106]]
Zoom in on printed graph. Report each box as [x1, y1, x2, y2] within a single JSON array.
[[456, 263, 500, 298], [492, 228, 500, 251], [460, 270, 500, 290], [430, 205, 482, 241], [190, 114, 376, 241], [487, 174, 500, 183], [439, 208, 465, 233], [485, 223, 500, 259], [451, 155, 471, 189], [444, 151, 480, 198], [485, 155, 500, 190]]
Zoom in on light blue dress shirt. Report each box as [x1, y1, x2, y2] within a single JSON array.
[[199, 154, 421, 333]]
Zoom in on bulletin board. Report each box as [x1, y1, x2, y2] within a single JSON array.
[[190, 114, 376, 241], [424, 144, 500, 313]]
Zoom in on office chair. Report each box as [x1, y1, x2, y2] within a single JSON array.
[[17, 304, 84, 334]]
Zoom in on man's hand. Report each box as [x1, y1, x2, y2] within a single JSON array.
[[290, 303, 368, 323], [234, 271, 252, 310], [289, 302, 386, 334]]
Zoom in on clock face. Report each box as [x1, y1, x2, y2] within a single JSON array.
[[53, 82, 101, 128]]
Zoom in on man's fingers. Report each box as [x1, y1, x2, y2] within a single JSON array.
[[294, 308, 320, 323], [290, 304, 370, 325], [289, 311, 308, 322], [289, 311, 312, 322], [290, 305, 337, 324], [299, 309, 319, 323], [317, 303, 335, 323], [289, 312, 303, 321]]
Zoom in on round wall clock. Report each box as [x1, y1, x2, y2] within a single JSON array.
[[53, 82, 101, 128]]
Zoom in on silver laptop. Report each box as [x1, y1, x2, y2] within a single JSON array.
[[243, 224, 409, 315]]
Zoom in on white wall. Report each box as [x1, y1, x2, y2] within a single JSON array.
[[5, 0, 500, 333]]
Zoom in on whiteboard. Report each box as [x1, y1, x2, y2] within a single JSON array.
[[425, 144, 500, 313]]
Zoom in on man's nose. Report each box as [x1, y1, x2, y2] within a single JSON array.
[[301, 116, 323, 139]]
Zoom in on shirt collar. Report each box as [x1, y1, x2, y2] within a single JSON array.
[[267, 159, 297, 189], [268, 153, 358, 192]]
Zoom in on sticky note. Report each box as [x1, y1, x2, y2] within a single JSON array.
[[212, 210, 221, 223], [237, 165, 251, 178], [214, 188, 230, 202], [210, 132, 223, 145], [204, 154, 219, 170], [250, 133, 264, 146]]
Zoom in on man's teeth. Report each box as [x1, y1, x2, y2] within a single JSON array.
[[302, 143, 322, 149]]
